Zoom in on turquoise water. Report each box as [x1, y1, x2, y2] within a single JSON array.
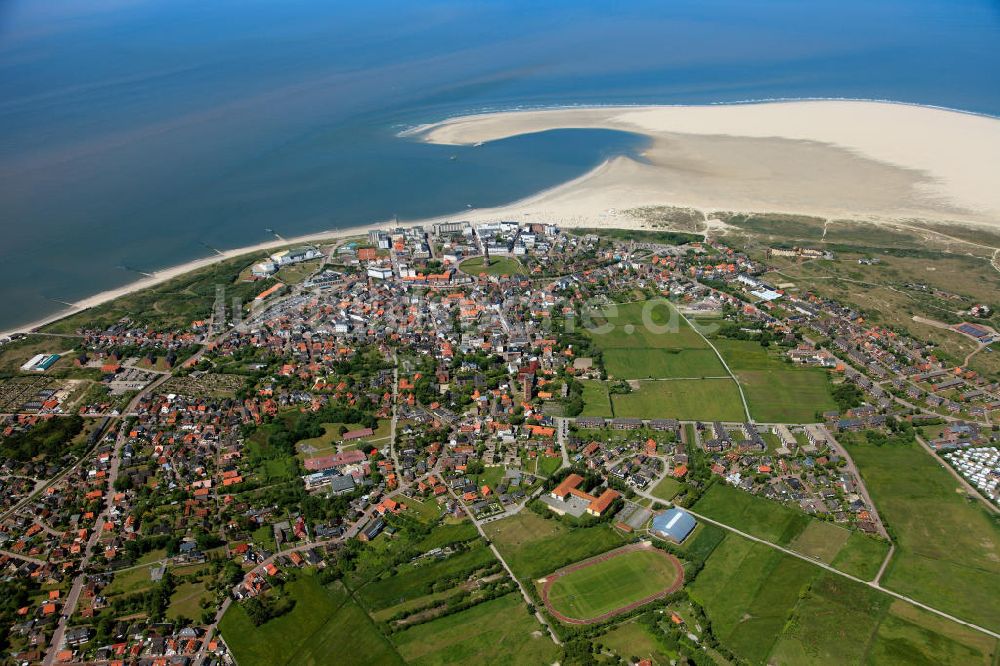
[[1, 0, 998, 330]]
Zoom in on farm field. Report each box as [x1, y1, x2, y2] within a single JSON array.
[[844, 434, 1000, 631], [579, 380, 612, 417], [483, 511, 626, 581], [603, 347, 725, 379], [831, 531, 892, 581], [587, 300, 710, 351], [693, 533, 997, 665], [458, 256, 526, 276], [611, 379, 745, 421], [354, 543, 496, 611], [543, 546, 683, 622], [711, 339, 836, 422], [392, 593, 560, 665], [220, 574, 401, 666], [692, 483, 889, 569]]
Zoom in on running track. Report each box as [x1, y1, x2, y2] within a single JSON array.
[[541, 543, 684, 625]]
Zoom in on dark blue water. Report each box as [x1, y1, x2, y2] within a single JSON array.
[[1, 0, 998, 331]]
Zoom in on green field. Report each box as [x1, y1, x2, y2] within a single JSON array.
[[650, 477, 683, 502], [693, 483, 890, 570], [483, 511, 626, 581], [587, 300, 710, 351], [788, 520, 852, 563], [611, 379, 746, 421], [355, 543, 496, 611], [691, 532, 997, 665], [844, 435, 1000, 631], [599, 620, 676, 665], [831, 531, 892, 581], [711, 339, 836, 422], [220, 575, 402, 666], [392, 593, 560, 665], [579, 380, 613, 417], [458, 256, 526, 276], [545, 547, 681, 621], [603, 348, 726, 379]]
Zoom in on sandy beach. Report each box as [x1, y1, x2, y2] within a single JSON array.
[[417, 101, 1000, 226], [4, 100, 999, 340]]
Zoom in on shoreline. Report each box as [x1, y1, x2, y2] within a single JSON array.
[[5, 99, 1000, 339]]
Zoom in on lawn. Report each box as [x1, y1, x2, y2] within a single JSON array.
[[166, 580, 211, 620], [483, 511, 626, 581], [611, 379, 745, 421], [579, 380, 612, 417], [458, 256, 526, 276], [545, 547, 682, 622], [104, 564, 159, 597], [414, 521, 479, 551], [392, 593, 560, 665], [844, 434, 1000, 631], [603, 348, 726, 380], [650, 477, 683, 502], [400, 495, 443, 524], [220, 574, 399, 666], [711, 339, 836, 423]]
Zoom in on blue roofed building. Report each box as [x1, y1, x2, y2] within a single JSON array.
[[651, 508, 696, 543]]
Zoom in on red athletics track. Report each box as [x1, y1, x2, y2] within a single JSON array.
[[540, 543, 684, 625]]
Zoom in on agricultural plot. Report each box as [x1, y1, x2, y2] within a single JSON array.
[[579, 379, 612, 417], [603, 348, 725, 379], [392, 593, 560, 665], [354, 543, 496, 611], [542, 545, 683, 623], [693, 533, 996, 665], [693, 483, 888, 569], [483, 511, 626, 581], [844, 435, 1000, 631], [711, 339, 836, 423], [611, 379, 745, 421], [588, 300, 727, 381], [220, 575, 401, 666]]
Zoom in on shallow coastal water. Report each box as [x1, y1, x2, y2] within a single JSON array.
[[0, 0, 998, 331]]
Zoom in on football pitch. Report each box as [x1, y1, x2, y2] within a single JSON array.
[[542, 544, 683, 623]]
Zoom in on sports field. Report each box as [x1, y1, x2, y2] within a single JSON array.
[[611, 379, 745, 422], [542, 544, 683, 624], [458, 255, 526, 276]]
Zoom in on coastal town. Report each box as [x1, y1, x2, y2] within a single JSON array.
[[0, 219, 998, 666]]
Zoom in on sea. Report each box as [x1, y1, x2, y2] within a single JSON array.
[[1, 0, 998, 332]]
